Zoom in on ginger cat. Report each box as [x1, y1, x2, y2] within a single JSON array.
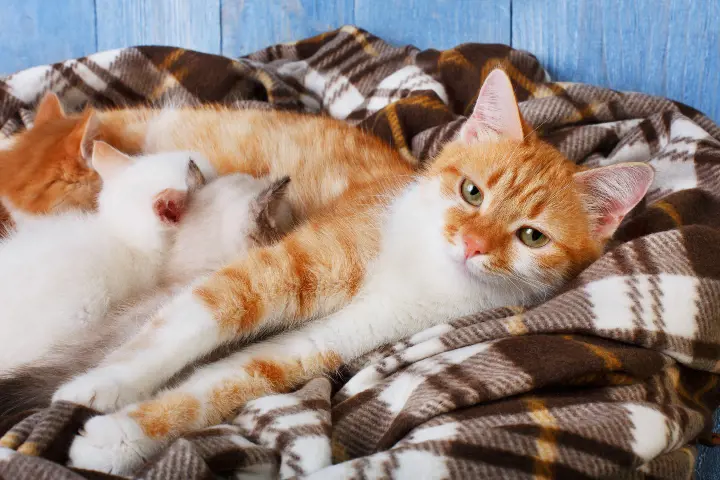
[[36, 70, 654, 475]]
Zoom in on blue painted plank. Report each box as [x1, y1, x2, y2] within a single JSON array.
[[512, 0, 720, 122], [221, 0, 355, 57], [96, 0, 221, 54], [0, 0, 96, 74], [354, 0, 511, 50]]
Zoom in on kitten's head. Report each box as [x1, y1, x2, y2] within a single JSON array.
[[0, 93, 101, 214], [92, 141, 208, 232], [429, 69, 654, 300], [164, 174, 294, 283]]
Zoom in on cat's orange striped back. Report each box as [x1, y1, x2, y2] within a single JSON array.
[[0, 94, 412, 223]]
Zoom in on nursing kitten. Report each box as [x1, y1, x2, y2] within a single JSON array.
[[0, 172, 293, 415], [49, 70, 654, 475], [0, 91, 409, 223], [0, 142, 208, 373]]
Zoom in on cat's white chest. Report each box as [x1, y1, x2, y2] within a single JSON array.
[[361, 181, 487, 327]]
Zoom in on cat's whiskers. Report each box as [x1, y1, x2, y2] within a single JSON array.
[[501, 274, 525, 297], [505, 270, 552, 293]]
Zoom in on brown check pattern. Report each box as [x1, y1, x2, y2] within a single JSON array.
[[0, 25, 719, 479]]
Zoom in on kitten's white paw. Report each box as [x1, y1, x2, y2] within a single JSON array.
[[68, 413, 158, 475], [53, 371, 146, 412]]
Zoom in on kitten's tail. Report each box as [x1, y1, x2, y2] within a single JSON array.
[[0, 361, 80, 415], [0, 336, 114, 415], [0, 332, 135, 415]]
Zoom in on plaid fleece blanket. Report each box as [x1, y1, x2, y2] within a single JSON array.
[[0, 26, 719, 479]]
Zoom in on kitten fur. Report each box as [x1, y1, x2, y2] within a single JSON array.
[[44, 70, 655, 475], [0, 172, 293, 415], [0, 143, 207, 374], [0, 92, 410, 223]]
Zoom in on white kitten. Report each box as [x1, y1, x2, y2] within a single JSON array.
[[0, 171, 293, 415], [0, 142, 207, 374]]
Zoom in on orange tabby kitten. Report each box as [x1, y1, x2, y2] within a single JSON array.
[[42, 70, 654, 475]]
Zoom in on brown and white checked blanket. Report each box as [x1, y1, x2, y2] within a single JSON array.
[[0, 25, 719, 479]]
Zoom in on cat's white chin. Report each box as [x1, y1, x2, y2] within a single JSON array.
[[446, 251, 494, 285], [462, 258, 491, 279], [445, 241, 490, 278]]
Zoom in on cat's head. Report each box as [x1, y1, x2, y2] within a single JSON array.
[[164, 174, 294, 283], [0, 93, 101, 215], [92, 141, 209, 232], [429, 69, 654, 300]]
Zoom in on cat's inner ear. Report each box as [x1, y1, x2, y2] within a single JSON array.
[[34, 92, 66, 126], [574, 163, 655, 240], [153, 189, 188, 225], [186, 158, 206, 192], [251, 176, 294, 243], [459, 69, 529, 144], [91, 141, 132, 180]]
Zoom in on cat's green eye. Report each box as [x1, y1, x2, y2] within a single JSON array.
[[518, 227, 550, 248], [460, 178, 483, 206]]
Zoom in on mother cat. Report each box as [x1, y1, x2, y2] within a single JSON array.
[[4, 70, 652, 474]]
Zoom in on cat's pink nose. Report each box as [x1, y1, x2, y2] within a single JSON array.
[[463, 235, 488, 259]]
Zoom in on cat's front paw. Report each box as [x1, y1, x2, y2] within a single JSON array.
[[53, 371, 146, 413], [68, 413, 158, 475]]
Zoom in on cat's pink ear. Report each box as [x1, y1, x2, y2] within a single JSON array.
[[153, 189, 187, 225], [91, 141, 132, 179], [459, 69, 526, 144], [574, 163, 655, 240], [34, 92, 66, 126]]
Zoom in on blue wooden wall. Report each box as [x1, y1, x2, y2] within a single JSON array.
[[0, 1, 719, 122]]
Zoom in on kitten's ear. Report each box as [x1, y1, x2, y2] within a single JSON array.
[[574, 163, 655, 240], [186, 158, 206, 192], [34, 92, 66, 126], [153, 189, 187, 225], [63, 109, 101, 164], [252, 176, 294, 243], [459, 69, 530, 144], [91, 141, 132, 180], [78, 111, 101, 163]]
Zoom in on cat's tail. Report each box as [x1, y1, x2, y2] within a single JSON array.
[[0, 334, 117, 415], [0, 361, 79, 415]]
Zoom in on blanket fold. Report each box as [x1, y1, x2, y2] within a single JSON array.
[[0, 25, 718, 479]]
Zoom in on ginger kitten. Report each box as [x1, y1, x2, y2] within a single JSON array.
[[44, 70, 654, 475]]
